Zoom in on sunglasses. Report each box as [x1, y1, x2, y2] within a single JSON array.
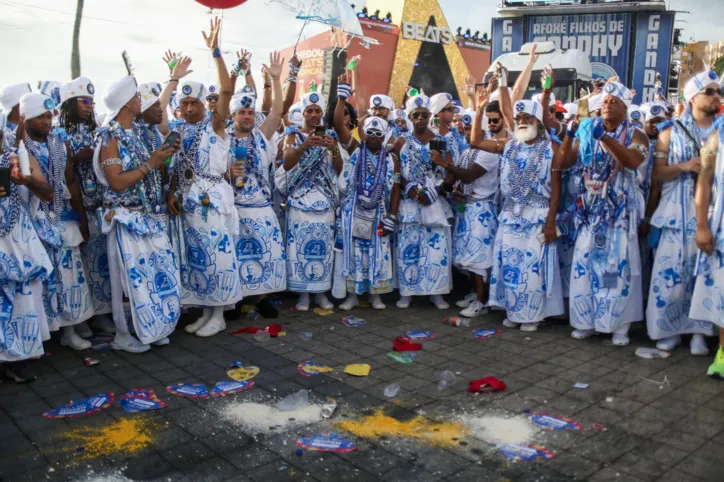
[[79, 98, 94, 105], [411, 112, 430, 120], [514, 114, 534, 123], [487, 117, 502, 124], [440, 106, 456, 113], [365, 129, 385, 138], [206, 95, 219, 102], [703, 87, 724, 97]]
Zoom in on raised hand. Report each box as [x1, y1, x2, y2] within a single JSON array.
[[171, 56, 193, 80], [528, 43, 539, 64], [263, 51, 284, 80], [163, 50, 178, 70], [488, 74, 499, 93], [289, 54, 302, 70], [464, 74, 476, 97], [202, 17, 221, 51], [237, 49, 252, 72], [476, 88, 489, 111]]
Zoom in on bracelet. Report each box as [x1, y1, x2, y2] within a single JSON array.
[[641, 216, 651, 224], [653, 151, 668, 159], [264, 83, 271, 89], [212, 47, 222, 59], [282, 143, 296, 151], [551, 168, 566, 172], [101, 157, 122, 168], [169, 78, 179, 83], [494, 139, 501, 154], [286, 75, 298, 84], [702, 148, 717, 156], [392, 172, 401, 184], [138, 164, 149, 177], [330, 148, 340, 157]]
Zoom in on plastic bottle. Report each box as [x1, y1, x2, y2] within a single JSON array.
[[277, 390, 309, 411], [438, 371, 456, 390], [321, 398, 337, 418], [542, 64, 553, 90], [345, 55, 360, 70], [383, 383, 400, 398], [17, 141, 30, 177], [444, 316, 470, 327], [252, 330, 269, 342]]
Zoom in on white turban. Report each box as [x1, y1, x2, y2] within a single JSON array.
[[38, 80, 62, 105], [1, 83, 32, 112], [206, 83, 220, 98], [288, 102, 303, 127], [532, 92, 556, 107], [236, 84, 256, 98], [405, 94, 430, 113], [684, 69, 720, 103], [628, 106, 643, 125], [602, 82, 633, 108], [429, 93, 453, 116], [102, 75, 137, 126], [642, 101, 668, 122], [301, 92, 326, 113], [563, 102, 578, 119], [363, 116, 388, 132], [59, 77, 95, 105], [370, 94, 394, 112], [588, 94, 603, 112], [138, 82, 162, 113], [461, 110, 475, 126], [20, 92, 55, 120], [513, 100, 544, 123], [230, 93, 256, 115], [177, 80, 205, 101]]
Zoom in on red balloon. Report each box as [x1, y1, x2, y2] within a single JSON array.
[[194, 0, 248, 9]]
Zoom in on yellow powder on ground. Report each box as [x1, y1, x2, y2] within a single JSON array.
[[59, 417, 156, 460], [335, 410, 469, 447]]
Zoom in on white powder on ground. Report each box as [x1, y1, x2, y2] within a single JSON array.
[[221, 402, 324, 433], [464, 415, 537, 444]]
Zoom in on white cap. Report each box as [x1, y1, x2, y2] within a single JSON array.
[[430, 93, 454, 116], [59, 77, 95, 105], [1, 83, 32, 112], [177, 80, 205, 101], [19, 92, 55, 120], [102, 75, 137, 126], [532, 92, 556, 107], [513, 99, 544, 123], [301, 92, 326, 113], [684, 69, 719, 103], [138, 82, 162, 113]]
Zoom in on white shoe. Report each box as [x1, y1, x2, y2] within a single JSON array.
[[612, 333, 630, 346], [396, 296, 411, 309], [185, 310, 211, 334], [152, 337, 170, 346], [502, 318, 517, 328], [571, 329, 596, 340], [314, 293, 334, 310], [460, 300, 488, 318], [111, 333, 150, 353], [656, 335, 681, 352], [339, 294, 358, 311], [75, 321, 93, 339], [456, 293, 477, 309], [431, 295, 449, 310], [296, 293, 310, 311], [196, 317, 226, 338], [93, 315, 116, 334], [690, 334, 709, 356], [520, 323, 539, 332], [370, 294, 386, 310], [61, 328, 92, 351]]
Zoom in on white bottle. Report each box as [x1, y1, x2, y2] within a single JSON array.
[[17, 141, 30, 176]]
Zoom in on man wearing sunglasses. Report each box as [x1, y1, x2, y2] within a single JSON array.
[[226, 52, 286, 320], [430, 93, 468, 160], [279, 91, 343, 312], [206, 84, 219, 112], [337, 117, 400, 311], [559, 81, 649, 346], [469, 85, 564, 331], [392, 93, 453, 310], [648, 70, 721, 356]]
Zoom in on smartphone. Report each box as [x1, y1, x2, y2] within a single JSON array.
[[314, 125, 326, 137], [537, 227, 562, 244], [578, 97, 589, 119], [0, 168, 9, 195], [162, 132, 180, 166]]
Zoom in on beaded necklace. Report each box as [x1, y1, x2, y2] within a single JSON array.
[[0, 151, 22, 237], [230, 130, 272, 200], [501, 136, 549, 217], [25, 133, 67, 225], [402, 132, 437, 186], [174, 120, 224, 192], [353, 144, 387, 210], [107, 120, 164, 216]]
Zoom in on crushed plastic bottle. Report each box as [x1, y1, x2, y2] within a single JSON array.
[[298, 332, 313, 341], [635, 347, 671, 359], [246, 310, 261, 321], [321, 398, 337, 418], [444, 316, 470, 327], [383, 383, 400, 398], [276, 390, 309, 411], [252, 331, 271, 343], [438, 370, 457, 390]]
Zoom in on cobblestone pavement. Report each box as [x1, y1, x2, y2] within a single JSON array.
[[2, 296, 723, 482]]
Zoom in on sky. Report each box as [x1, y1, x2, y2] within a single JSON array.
[[0, 0, 721, 106]]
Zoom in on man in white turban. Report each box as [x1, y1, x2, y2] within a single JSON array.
[[0, 83, 32, 145]]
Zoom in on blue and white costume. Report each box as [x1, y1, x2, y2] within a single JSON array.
[[452, 147, 499, 279], [489, 120, 563, 324], [558, 163, 583, 298], [339, 142, 395, 295], [647, 116, 715, 340], [94, 116, 181, 344], [170, 92, 242, 308], [275, 125, 338, 293], [0, 83, 32, 147], [397, 132, 452, 297], [0, 151, 53, 361], [228, 114, 286, 297], [570, 113, 644, 335]]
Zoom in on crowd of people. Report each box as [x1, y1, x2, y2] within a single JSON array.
[[1, 19, 723, 384]]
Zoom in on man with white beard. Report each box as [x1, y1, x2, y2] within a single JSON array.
[[469, 81, 564, 331]]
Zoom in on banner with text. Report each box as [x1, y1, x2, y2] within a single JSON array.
[[491, 17, 524, 61], [630, 12, 674, 105], [527, 13, 632, 81]]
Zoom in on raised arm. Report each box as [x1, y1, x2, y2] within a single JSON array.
[[539, 71, 563, 137], [333, 71, 356, 150], [260, 66, 272, 115], [557, 119, 580, 170], [259, 52, 285, 141], [351, 58, 367, 116], [695, 130, 718, 255], [202, 17, 231, 137], [511, 43, 538, 104], [283, 55, 301, 116], [498, 78, 515, 134], [159, 56, 193, 135]]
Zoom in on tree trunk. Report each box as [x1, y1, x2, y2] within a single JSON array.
[[71, 0, 84, 78]]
